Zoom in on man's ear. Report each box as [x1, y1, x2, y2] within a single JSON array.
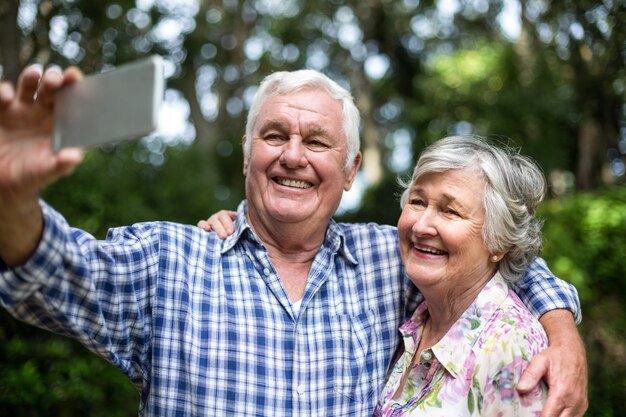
[[344, 152, 362, 191], [242, 135, 248, 177]]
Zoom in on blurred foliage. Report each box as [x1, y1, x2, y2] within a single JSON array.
[[40, 139, 246, 238], [0, 311, 138, 417], [1, 0, 625, 415]]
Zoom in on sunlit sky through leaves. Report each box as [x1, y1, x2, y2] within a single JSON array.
[[10, 0, 624, 212]]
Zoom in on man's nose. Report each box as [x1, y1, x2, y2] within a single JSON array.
[[280, 138, 308, 168]]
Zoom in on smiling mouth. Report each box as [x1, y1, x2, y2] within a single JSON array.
[[275, 177, 313, 189]]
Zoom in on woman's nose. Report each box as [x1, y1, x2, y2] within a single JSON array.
[[280, 138, 308, 168], [412, 209, 437, 236]]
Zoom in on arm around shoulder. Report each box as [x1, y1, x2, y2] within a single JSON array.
[[514, 257, 582, 323], [518, 309, 588, 417], [513, 258, 588, 416]]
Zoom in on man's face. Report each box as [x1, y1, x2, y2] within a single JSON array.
[[243, 88, 360, 229]]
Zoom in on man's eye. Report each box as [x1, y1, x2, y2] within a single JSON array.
[[307, 140, 329, 151], [265, 134, 286, 144], [410, 199, 425, 206]]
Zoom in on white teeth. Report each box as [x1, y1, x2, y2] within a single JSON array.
[[278, 178, 312, 189], [416, 246, 445, 255]]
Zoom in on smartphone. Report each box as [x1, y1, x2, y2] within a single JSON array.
[[53, 55, 164, 150]]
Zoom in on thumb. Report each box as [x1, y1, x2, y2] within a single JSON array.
[[197, 220, 212, 232], [51, 147, 84, 180], [517, 353, 548, 393]]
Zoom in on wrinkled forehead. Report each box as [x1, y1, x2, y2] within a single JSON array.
[[255, 89, 345, 131]]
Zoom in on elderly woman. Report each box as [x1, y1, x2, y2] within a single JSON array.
[[374, 135, 548, 416]]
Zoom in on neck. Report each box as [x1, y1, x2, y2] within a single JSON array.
[[245, 210, 327, 263], [420, 267, 496, 344]]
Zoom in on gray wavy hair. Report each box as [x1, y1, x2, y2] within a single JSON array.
[[244, 69, 361, 172], [399, 135, 546, 283]]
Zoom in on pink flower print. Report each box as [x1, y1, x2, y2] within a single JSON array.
[[437, 351, 476, 403], [486, 355, 530, 404], [494, 367, 516, 402]]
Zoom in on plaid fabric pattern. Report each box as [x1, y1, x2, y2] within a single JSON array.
[[0, 201, 580, 416]]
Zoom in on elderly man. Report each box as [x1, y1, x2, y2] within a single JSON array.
[[0, 66, 586, 417]]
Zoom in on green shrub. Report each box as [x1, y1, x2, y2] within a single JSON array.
[[0, 311, 138, 417]]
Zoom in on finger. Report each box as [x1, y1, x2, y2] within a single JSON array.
[[56, 147, 84, 164], [34, 147, 84, 187], [226, 210, 237, 220], [539, 380, 587, 417], [16, 66, 43, 102], [517, 353, 548, 393], [209, 221, 230, 240], [218, 217, 236, 235], [197, 220, 212, 232], [539, 391, 566, 417], [54, 147, 84, 177], [0, 82, 15, 108], [197, 220, 209, 231], [214, 229, 229, 240], [37, 69, 65, 107], [62, 66, 84, 86]]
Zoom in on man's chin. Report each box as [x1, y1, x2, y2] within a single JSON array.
[[272, 210, 314, 224], [269, 203, 320, 223]]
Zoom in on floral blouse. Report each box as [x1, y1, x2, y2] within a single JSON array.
[[374, 273, 548, 417]]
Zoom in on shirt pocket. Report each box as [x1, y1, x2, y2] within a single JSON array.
[[329, 309, 384, 403]]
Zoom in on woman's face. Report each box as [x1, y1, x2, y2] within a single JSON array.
[[397, 167, 496, 293]]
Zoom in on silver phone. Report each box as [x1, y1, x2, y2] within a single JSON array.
[[53, 55, 164, 150]]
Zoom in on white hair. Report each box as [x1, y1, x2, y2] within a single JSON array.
[[244, 70, 361, 171], [400, 135, 546, 283]]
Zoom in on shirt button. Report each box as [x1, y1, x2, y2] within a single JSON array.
[[296, 385, 305, 395], [263, 268, 270, 276], [422, 350, 433, 361]]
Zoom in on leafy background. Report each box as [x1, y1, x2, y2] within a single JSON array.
[[0, 0, 624, 415]]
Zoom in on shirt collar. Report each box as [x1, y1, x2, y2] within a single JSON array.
[[220, 200, 358, 265], [400, 273, 509, 379], [323, 218, 359, 265], [220, 200, 255, 254]]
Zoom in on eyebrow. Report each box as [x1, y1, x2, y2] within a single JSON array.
[[257, 119, 288, 136], [257, 119, 333, 140], [305, 125, 333, 140]]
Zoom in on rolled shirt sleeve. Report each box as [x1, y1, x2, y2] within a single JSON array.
[[513, 257, 582, 324]]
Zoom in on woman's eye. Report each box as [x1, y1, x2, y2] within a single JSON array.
[[410, 199, 425, 206], [445, 208, 460, 216]]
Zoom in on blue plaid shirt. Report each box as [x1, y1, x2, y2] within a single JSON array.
[[0, 201, 580, 417]]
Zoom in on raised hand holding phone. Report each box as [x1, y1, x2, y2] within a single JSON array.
[[0, 56, 164, 266], [53, 55, 164, 150], [0, 66, 84, 266]]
